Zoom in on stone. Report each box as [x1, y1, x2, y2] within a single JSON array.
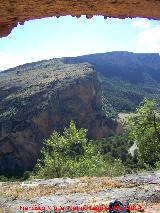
[[0, 0, 160, 38]]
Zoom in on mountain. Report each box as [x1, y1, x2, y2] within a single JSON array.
[[1, 51, 159, 176], [62, 51, 160, 112], [0, 59, 119, 176]]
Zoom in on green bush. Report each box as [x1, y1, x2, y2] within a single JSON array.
[[0, 175, 9, 182], [32, 121, 126, 179], [126, 98, 160, 167]]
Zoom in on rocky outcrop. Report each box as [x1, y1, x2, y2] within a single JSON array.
[[0, 59, 118, 176], [1, 171, 160, 212], [1, 0, 160, 38]]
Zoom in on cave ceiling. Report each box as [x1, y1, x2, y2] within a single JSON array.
[[0, 0, 160, 38]]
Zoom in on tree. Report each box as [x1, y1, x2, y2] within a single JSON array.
[[126, 98, 160, 166], [32, 121, 106, 178]]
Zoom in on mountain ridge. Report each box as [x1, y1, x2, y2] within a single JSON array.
[[2, 51, 160, 113], [1, 51, 160, 73], [61, 51, 160, 112]]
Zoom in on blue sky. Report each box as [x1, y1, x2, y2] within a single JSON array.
[[0, 16, 160, 71]]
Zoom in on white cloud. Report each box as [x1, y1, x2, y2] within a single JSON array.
[[132, 19, 151, 29], [136, 26, 160, 52]]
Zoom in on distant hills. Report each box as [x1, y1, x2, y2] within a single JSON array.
[[62, 51, 160, 112], [1, 51, 160, 175], [1, 51, 160, 113]]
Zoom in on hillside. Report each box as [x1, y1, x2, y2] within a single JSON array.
[[62, 51, 160, 112], [1, 51, 160, 176], [0, 59, 119, 176]]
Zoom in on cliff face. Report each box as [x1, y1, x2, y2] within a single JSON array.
[[0, 59, 117, 176]]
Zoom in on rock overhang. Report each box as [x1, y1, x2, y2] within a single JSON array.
[[0, 0, 160, 38]]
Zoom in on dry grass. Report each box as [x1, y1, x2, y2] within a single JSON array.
[[59, 176, 124, 194], [133, 202, 160, 213], [0, 177, 124, 200], [1, 179, 160, 213], [0, 183, 57, 200], [0, 207, 12, 213]]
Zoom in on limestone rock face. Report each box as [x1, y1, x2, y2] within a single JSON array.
[[0, 0, 160, 37], [0, 59, 118, 176]]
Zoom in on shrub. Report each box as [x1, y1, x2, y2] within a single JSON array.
[[126, 98, 160, 167], [32, 121, 126, 179]]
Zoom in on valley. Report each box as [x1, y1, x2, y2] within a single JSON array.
[[1, 51, 160, 177], [0, 51, 160, 212]]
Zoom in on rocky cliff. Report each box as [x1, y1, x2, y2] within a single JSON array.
[[0, 59, 118, 176]]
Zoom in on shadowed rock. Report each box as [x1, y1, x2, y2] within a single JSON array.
[[0, 59, 118, 176]]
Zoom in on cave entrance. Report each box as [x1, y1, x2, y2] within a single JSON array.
[[0, 16, 160, 176]]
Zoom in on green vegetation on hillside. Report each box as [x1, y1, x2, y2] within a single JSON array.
[[1, 99, 160, 181], [2, 50, 160, 179], [63, 52, 160, 113], [126, 98, 160, 167], [31, 99, 160, 179], [95, 135, 140, 173], [101, 77, 145, 113], [31, 121, 126, 178], [0, 60, 94, 123], [100, 77, 160, 114]]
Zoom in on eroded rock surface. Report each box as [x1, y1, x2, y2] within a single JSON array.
[[1, 0, 160, 37], [0, 59, 118, 176], [0, 171, 160, 212]]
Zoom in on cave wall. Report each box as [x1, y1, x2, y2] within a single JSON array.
[[0, 0, 160, 38]]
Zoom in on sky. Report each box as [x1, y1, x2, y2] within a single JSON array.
[[0, 16, 160, 71]]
